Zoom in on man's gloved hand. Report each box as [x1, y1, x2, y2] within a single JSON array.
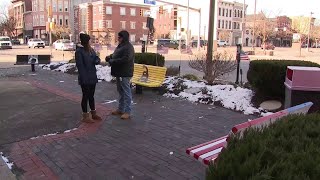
[[105, 56, 111, 62]]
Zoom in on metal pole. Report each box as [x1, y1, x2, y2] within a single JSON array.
[[242, 0, 246, 47], [197, 9, 201, 51], [252, 0, 256, 50], [206, 0, 216, 82], [204, 25, 206, 50], [186, 0, 190, 47], [307, 12, 313, 52]]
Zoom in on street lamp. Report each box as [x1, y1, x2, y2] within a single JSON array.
[[307, 12, 314, 52]]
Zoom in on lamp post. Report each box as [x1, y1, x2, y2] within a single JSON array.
[[307, 12, 314, 52]]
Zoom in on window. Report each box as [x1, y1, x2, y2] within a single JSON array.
[[99, 20, 104, 28], [59, 15, 63, 25], [226, 20, 228, 29], [222, 8, 225, 16], [237, 23, 240, 29], [32, 0, 37, 11], [93, 21, 97, 28], [233, 22, 236, 29], [238, 10, 240, 17], [106, 20, 112, 28], [229, 21, 231, 29], [226, 9, 228, 17], [120, 7, 126, 15], [39, 0, 44, 11], [53, 15, 57, 24], [64, 1, 68, 12], [240, 11, 243, 18], [58, 0, 63, 12], [218, 20, 221, 28], [130, 21, 136, 29], [65, 16, 69, 26], [143, 22, 147, 29], [234, 10, 237, 17], [130, 8, 136, 16], [120, 21, 126, 29], [99, 6, 103, 14], [130, 34, 136, 42], [106, 6, 112, 14], [40, 15, 45, 26], [222, 20, 224, 29], [52, 1, 56, 12], [229, 10, 232, 17], [218, 8, 221, 16]]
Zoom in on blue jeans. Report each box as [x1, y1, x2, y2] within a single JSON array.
[[116, 77, 132, 113]]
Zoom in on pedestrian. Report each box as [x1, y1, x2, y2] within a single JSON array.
[[75, 33, 102, 123], [105, 30, 134, 120]]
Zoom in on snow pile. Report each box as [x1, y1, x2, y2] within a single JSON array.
[[40, 63, 113, 82], [64, 128, 78, 133], [53, 63, 76, 73], [30, 132, 59, 140], [163, 77, 269, 116], [96, 65, 112, 82], [0, 152, 14, 169]]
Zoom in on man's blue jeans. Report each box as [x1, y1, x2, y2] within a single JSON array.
[[116, 77, 132, 113]]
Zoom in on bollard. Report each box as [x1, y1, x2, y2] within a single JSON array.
[[235, 44, 242, 84], [30, 58, 36, 72]]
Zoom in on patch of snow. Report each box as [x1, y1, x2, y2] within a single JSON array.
[[30, 132, 58, 140], [59, 81, 64, 83], [103, 100, 117, 104], [96, 65, 112, 82], [64, 128, 77, 133], [169, 152, 174, 155], [261, 112, 274, 117], [53, 63, 76, 73], [0, 152, 14, 169], [163, 77, 271, 116]]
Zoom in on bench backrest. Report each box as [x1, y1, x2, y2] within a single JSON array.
[[133, 63, 167, 83], [15, 55, 51, 65]]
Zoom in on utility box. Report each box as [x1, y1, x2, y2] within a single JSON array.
[[284, 66, 320, 113]]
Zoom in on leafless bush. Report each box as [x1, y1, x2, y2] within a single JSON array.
[[188, 51, 237, 84]]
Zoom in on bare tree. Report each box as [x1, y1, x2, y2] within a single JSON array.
[[218, 31, 231, 41], [54, 26, 71, 39], [189, 51, 237, 85]]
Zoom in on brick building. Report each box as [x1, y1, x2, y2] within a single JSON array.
[[75, 0, 150, 44], [152, 6, 175, 39]]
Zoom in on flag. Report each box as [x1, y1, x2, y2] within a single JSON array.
[[240, 51, 250, 61], [180, 46, 193, 55], [157, 46, 169, 54]]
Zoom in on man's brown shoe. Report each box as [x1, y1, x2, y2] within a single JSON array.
[[111, 109, 123, 116], [91, 110, 102, 121], [82, 113, 95, 123], [120, 113, 130, 120]]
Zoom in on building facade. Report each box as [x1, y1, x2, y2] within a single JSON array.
[[217, 0, 247, 46], [75, 0, 150, 44]]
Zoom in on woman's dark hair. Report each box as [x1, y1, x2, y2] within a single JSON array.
[[80, 34, 91, 52]]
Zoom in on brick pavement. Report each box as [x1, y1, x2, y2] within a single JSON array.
[[0, 66, 256, 179]]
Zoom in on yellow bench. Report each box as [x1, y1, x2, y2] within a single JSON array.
[[132, 63, 167, 93]]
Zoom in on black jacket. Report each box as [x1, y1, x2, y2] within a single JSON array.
[[109, 31, 135, 77], [75, 45, 101, 85]]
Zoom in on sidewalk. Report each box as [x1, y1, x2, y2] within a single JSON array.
[[0, 66, 255, 179]]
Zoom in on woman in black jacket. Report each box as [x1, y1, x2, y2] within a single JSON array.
[[75, 33, 102, 123]]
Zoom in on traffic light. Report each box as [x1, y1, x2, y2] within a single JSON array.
[[159, 6, 164, 14], [140, 9, 144, 16]]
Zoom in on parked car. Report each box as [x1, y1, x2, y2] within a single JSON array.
[[28, 39, 45, 48], [53, 39, 75, 51], [261, 43, 275, 50], [0, 36, 13, 49], [155, 39, 186, 49], [217, 40, 228, 47], [11, 39, 21, 45], [191, 40, 208, 47]]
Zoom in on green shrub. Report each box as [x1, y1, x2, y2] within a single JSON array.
[[166, 65, 180, 76], [68, 58, 75, 63], [247, 60, 320, 98], [69, 53, 165, 67], [183, 74, 200, 81], [207, 113, 320, 180], [134, 53, 165, 67]]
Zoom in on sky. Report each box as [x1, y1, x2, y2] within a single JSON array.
[[2, 0, 319, 35]]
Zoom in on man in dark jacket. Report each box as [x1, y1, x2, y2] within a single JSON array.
[[106, 30, 134, 119]]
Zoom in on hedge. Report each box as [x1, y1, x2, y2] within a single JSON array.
[[69, 53, 165, 67], [207, 113, 320, 180], [247, 60, 320, 98], [134, 53, 165, 67]]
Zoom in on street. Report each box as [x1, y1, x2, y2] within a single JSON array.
[[1, 45, 320, 83]]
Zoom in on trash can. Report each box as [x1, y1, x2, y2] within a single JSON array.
[[284, 66, 320, 113]]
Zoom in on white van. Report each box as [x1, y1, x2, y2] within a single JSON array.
[[0, 36, 13, 49]]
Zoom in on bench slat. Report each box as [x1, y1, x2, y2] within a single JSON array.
[[194, 141, 227, 159]]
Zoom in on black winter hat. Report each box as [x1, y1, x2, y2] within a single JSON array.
[[80, 33, 90, 44]]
